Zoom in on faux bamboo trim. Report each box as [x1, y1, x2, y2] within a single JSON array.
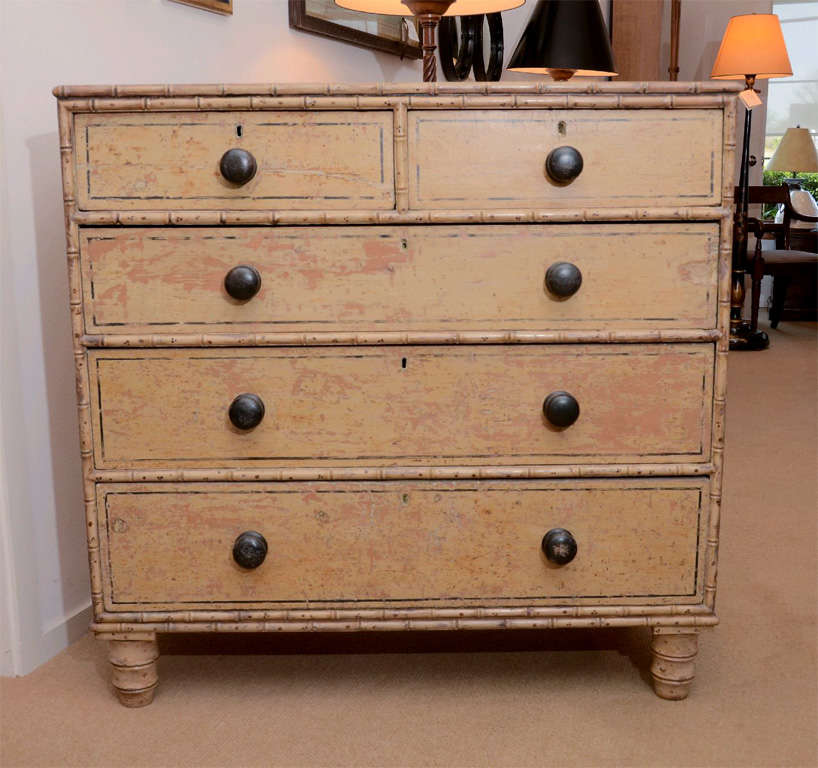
[[701, 96, 736, 611], [72, 207, 730, 227], [58, 100, 104, 620], [81, 329, 722, 349], [54, 81, 742, 99], [91, 614, 718, 634], [55, 94, 737, 112], [94, 605, 714, 623], [89, 462, 715, 484]]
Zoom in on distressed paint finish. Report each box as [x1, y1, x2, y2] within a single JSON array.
[[408, 109, 723, 210], [74, 111, 395, 211], [54, 83, 738, 703], [97, 479, 707, 610], [80, 223, 719, 334], [87, 344, 713, 469]]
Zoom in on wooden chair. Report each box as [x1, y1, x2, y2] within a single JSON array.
[[743, 184, 818, 332]]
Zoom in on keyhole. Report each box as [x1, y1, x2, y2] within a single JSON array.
[[558, 121, 567, 136], [400, 238, 408, 249], [236, 125, 243, 138], [401, 357, 407, 369]]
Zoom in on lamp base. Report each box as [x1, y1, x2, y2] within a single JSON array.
[[729, 321, 769, 351]]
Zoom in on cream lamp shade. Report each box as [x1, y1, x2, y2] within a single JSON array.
[[335, 0, 524, 14], [767, 127, 818, 173], [710, 13, 792, 79]]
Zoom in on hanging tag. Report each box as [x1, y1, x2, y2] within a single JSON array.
[[739, 89, 762, 109]]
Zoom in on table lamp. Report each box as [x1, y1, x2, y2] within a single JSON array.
[[767, 126, 818, 184], [507, 0, 616, 80], [711, 13, 792, 351], [335, 0, 524, 82]]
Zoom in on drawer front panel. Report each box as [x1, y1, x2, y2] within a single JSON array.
[[88, 344, 713, 468], [80, 223, 719, 334], [98, 479, 707, 609], [74, 111, 395, 211], [409, 110, 723, 209]]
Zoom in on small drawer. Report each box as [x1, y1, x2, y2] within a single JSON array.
[[87, 344, 713, 469], [98, 478, 708, 610], [79, 222, 720, 335], [408, 109, 723, 209], [74, 111, 395, 211]]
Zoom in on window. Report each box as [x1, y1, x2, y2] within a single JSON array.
[[764, 1, 818, 163]]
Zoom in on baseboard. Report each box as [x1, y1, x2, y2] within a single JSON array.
[[6, 601, 93, 677]]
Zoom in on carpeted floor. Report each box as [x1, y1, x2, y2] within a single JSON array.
[[2, 320, 816, 768]]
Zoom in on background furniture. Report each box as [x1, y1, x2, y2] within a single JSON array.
[[746, 184, 818, 332], [55, 81, 739, 706]]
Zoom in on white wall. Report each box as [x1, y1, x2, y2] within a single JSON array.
[[0, 0, 748, 676]]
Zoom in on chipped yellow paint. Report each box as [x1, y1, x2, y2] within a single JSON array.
[[80, 223, 720, 334], [97, 478, 707, 610]]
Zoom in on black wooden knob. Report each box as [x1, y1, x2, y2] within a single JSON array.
[[543, 391, 580, 428], [542, 528, 577, 565], [224, 265, 261, 301], [233, 531, 268, 569], [545, 146, 583, 184], [228, 393, 265, 430], [220, 148, 257, 185], [545, 262, 582, 298]]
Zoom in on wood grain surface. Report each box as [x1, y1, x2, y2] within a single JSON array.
[[408, 109, 723, 209], [87, 344, 713, 469], [79, 223, 720, 335], [98, 478, 707, 609], [74, 111, 395, 211]]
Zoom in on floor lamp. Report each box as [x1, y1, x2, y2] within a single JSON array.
[[335, 0, 524, 82], [711, 13, 792, 351]]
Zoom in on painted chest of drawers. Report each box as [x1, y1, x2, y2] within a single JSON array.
[[55, 82, 739, 706]]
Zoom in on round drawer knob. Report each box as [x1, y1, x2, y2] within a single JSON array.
[[545, 262, 582, 299], [542, 528, 577, 565], [545, 146, 583, 184], [233, 531, 268, 569], [224, 265, 261, 301], [543, 391, 580, 428], [220, 148, 257, 185], [228, 393, 265, 430]]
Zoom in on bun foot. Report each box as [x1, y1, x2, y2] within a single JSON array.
[[650, 629, 698, 700], [108, 638, 159, 708]]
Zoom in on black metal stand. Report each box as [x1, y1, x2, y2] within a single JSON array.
[[730, 76, 770, 351]]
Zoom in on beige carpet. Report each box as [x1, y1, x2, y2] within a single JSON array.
[[2, 320, 816, 768]]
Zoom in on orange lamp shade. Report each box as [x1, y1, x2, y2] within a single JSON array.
[[335, 0, 524, 16], [711, 14, 792, 80]]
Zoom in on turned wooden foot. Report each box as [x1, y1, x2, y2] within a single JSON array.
[[650, 629, 698, 700], [108, 638, 159, 707]]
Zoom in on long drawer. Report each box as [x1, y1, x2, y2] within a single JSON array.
[[97, 478, 708, 610], [79, 223, 720, 335], [409, 109, 723, 209], [73, 111, 395, 211], [87, 344, 713, 469]]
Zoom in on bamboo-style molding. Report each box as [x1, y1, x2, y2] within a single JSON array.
[[72, 206, 730, 228], [81, 329, 721, 349], [90, 461, 715, 484], [58, 100, 105, 620], [92, 603, 715, 624], [55, 94, 738, 113], [92, 613, 718, 636], [53, 81, 743, 99], [702, 95, 736, 611]]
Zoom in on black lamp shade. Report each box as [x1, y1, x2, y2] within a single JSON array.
[[507, 0, 617, 78]]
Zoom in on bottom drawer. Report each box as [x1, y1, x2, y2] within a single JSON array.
[[97, 479, 708, 611]]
